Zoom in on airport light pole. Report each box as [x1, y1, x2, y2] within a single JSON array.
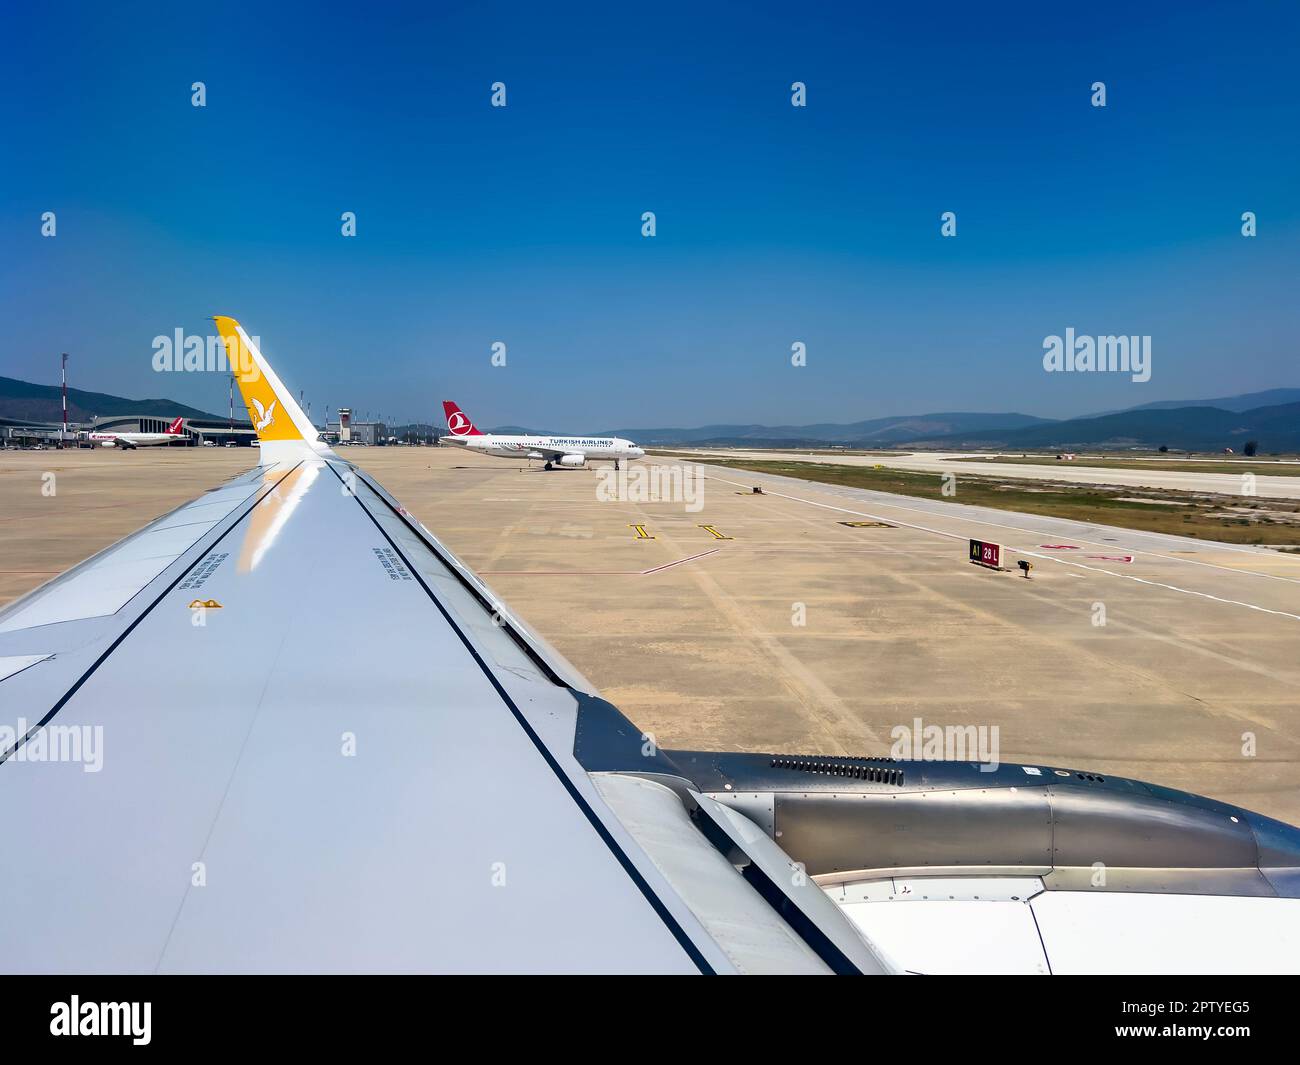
[[60, 352, 69, 448]]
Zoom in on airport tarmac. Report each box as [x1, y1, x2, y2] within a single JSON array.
[[669, 448, 1300, 500], [0, 447, 256, 609], [4, 445, 1299, 824]]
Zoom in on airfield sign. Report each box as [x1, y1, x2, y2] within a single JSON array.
[[969, 538, 1002, 570]]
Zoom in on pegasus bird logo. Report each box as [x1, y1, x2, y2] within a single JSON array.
[[251, 397, 277, 432]]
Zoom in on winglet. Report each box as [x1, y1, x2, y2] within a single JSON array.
[[213, 316, 329, 463]]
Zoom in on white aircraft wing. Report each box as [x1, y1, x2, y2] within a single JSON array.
[[3, 317, 1298, 975], [0, 319, 848, 974], [501, 440, 569, 458], [0, 458, 732, 972]]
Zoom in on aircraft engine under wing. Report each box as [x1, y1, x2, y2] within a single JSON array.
[[1, 318, 1298, 975]]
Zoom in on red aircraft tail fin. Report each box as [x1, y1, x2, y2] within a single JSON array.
[[442, 401, 483, 437]]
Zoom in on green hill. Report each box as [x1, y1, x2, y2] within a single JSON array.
[[0, 375, 223, 424]]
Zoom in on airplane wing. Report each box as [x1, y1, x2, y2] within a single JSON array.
[[499, 441, 568, 458], [3, 317, 1299, 975], [0, 319, 854, 974]]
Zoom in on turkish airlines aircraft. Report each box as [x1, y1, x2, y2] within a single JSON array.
[[87, 416, 187, 449], [3, 317, 1299, 974], [441, 400, 644, 470]]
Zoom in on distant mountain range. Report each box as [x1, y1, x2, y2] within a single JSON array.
[[3, 374, 1296, 452], [909, 401, 1300, 452], [1088, 388, 1300, 417], [0, 375, 223, 424], [565, 390, 1300, 453], [576, 390, 1300, 452], [579, 412, 1054, 446]]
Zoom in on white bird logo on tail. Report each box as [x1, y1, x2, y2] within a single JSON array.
[[251, 397, 277, 432]]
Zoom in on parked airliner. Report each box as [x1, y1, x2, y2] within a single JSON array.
[[441, 401, 644, 470], [86, 417, 187, 449]]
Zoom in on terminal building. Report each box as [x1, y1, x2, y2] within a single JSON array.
[[0, 417, 68, 447], [334, 420, 388, 446], [1, 414, 259, 448]]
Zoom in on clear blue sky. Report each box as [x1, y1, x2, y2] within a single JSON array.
[[2, 1, 1297, 428]]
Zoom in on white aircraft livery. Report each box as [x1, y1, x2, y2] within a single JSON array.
[[2, 317, 1299, 974], [441, 400, 644, 470], [87, 416, 187, 449]]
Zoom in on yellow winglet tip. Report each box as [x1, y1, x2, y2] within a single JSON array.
[[215, 316, 312, 445]]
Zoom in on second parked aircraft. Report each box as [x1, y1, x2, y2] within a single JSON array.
[[441, 400, 644, 470], [87, 416, 187, 449]]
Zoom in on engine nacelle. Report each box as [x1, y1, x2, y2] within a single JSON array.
[[558, 454, 586, 468]]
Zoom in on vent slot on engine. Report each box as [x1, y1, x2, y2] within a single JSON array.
[[770, 757, 904, 786]]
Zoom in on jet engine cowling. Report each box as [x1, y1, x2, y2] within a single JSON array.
[[558, 454, 586, 467]]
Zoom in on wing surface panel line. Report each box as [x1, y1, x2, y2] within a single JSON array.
[[152, 620, 297, 973]]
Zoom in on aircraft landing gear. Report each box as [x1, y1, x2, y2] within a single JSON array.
[[614, 460, 620, 471], [544, 461, 553, 471]]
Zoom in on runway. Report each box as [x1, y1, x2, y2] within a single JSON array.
[[666, 448, 1300, 500]]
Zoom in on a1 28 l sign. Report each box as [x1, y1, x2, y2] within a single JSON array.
[[969, 538, 1001, 569]]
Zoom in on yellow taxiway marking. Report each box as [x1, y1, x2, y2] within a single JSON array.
[[628, 524, 656, 539], [697, 524, 733, 540]]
